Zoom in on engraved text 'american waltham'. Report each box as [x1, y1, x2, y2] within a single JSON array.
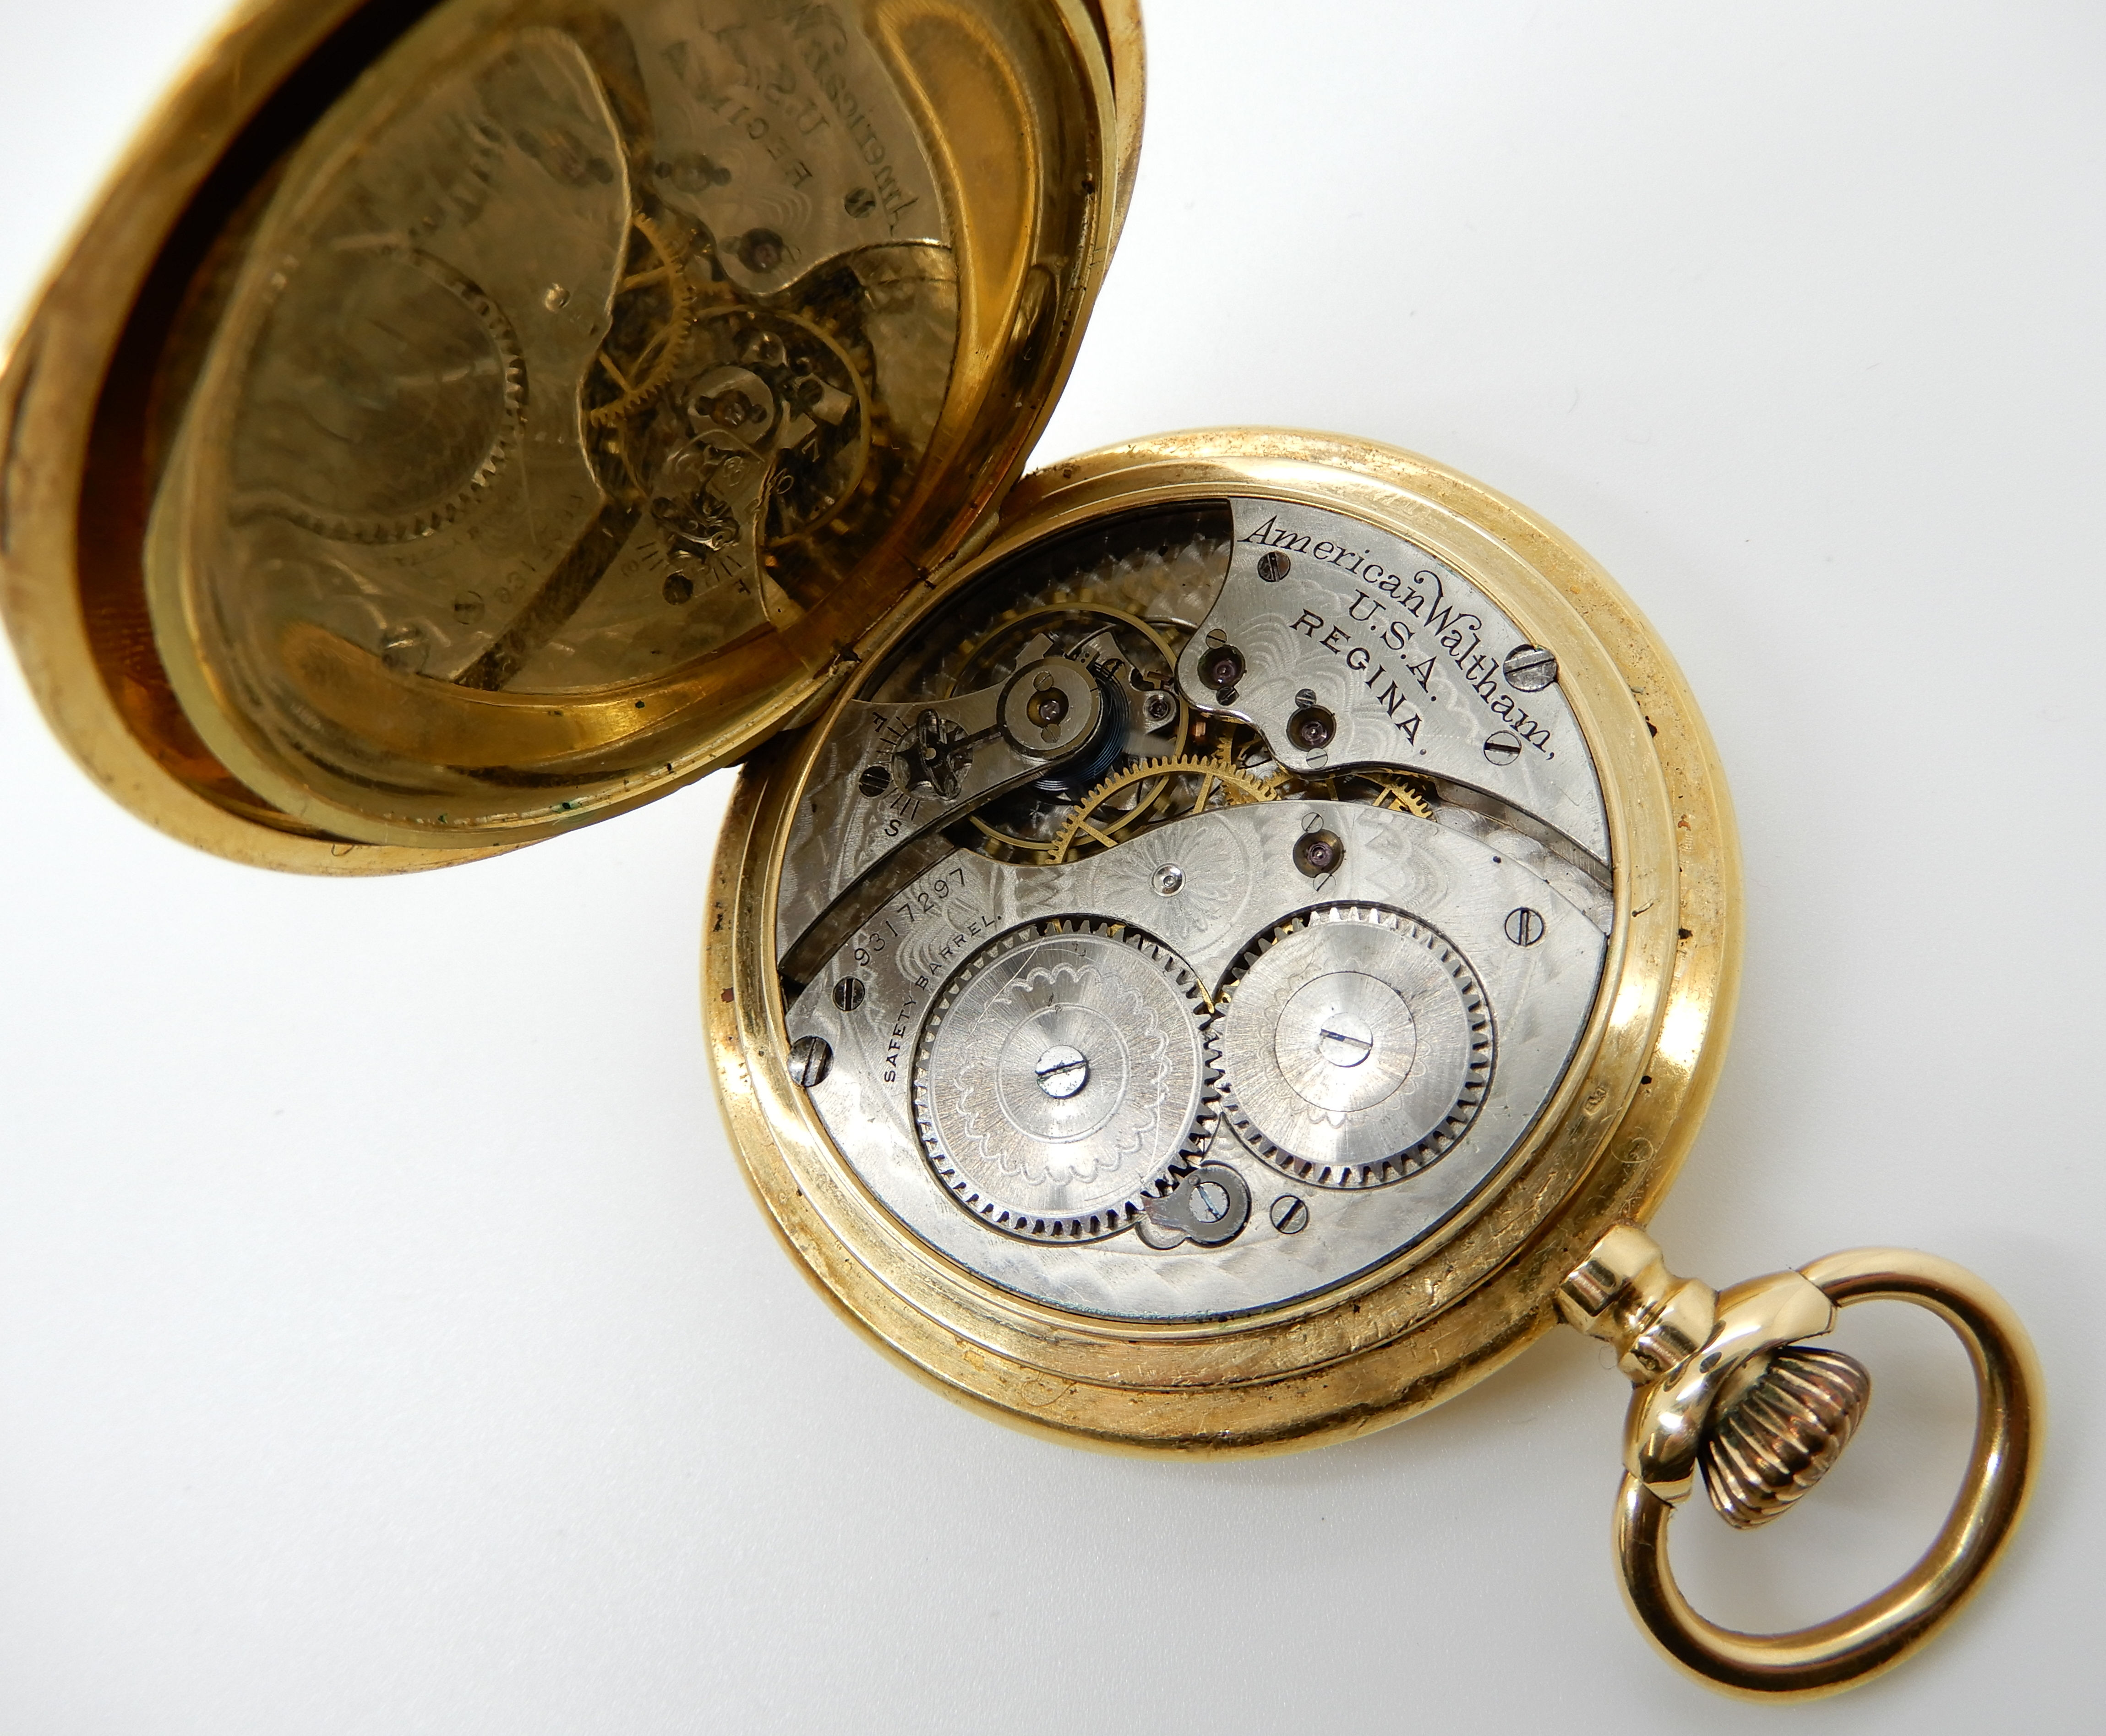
[[1241, 516, 1558, 760]]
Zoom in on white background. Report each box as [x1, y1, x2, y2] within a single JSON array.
[[1, 2, 2101, 1730]]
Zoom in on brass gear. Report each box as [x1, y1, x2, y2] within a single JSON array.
[[1364, 770, 1436, 819], [585, 212, 694, 429], [1278, 766, 1436, 820], [1048, 751, 1284, 864]]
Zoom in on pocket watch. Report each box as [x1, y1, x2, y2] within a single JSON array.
[[0, 0, 2039, 1699]]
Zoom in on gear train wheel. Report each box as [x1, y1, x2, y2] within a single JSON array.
[[1364, 771, 1435, 819], [913, 920, 1212, 1242], [1213, 904, 1494, 1188], [585, 212, 694, 429], [1048, 751, 1283, 863]]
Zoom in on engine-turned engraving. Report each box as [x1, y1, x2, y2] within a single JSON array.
[[230, 240, 529, 545], [912, 920, 1211, 1243], [1212, 905, 1493, 1188], [777, 498, 1612, 1322]]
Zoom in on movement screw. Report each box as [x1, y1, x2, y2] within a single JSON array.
[[1503, 644, 1559, 692], [1034, 1045, 1090, 1100], [788, 1035, 833, 1087]]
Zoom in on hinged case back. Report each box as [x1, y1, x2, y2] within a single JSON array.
[[0, 0, 1138, 870]]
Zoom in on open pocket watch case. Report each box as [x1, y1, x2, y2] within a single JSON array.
[[0, 0, 2044, 1703]]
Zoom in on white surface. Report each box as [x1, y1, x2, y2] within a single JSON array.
[[1, 1, 2100, 1729]]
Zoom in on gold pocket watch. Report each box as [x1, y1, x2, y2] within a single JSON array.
[[0, 0, 2038, 1698]]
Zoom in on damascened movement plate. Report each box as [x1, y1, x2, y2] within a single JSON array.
[[769, 491, 1618, 1323]]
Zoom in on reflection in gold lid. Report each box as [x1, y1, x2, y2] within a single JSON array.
[[124, 0, 1114, 848]]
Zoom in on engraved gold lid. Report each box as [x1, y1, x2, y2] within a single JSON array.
[[0, 0, 1140, 871]]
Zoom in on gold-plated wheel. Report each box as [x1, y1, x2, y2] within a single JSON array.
[[1361, 770, 1435, 819], [1045, 748, 1282, 863], [584, 213, 694, 430]]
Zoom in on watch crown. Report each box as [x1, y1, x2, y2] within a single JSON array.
[[1699, 1344, 1872, 1530]]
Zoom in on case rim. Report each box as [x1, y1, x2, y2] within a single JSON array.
[[705, 428, 1742, 1454]]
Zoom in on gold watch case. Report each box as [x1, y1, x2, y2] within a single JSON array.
[[0, 0, 2038, 1700], [709, 429, 1736, 1450]]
